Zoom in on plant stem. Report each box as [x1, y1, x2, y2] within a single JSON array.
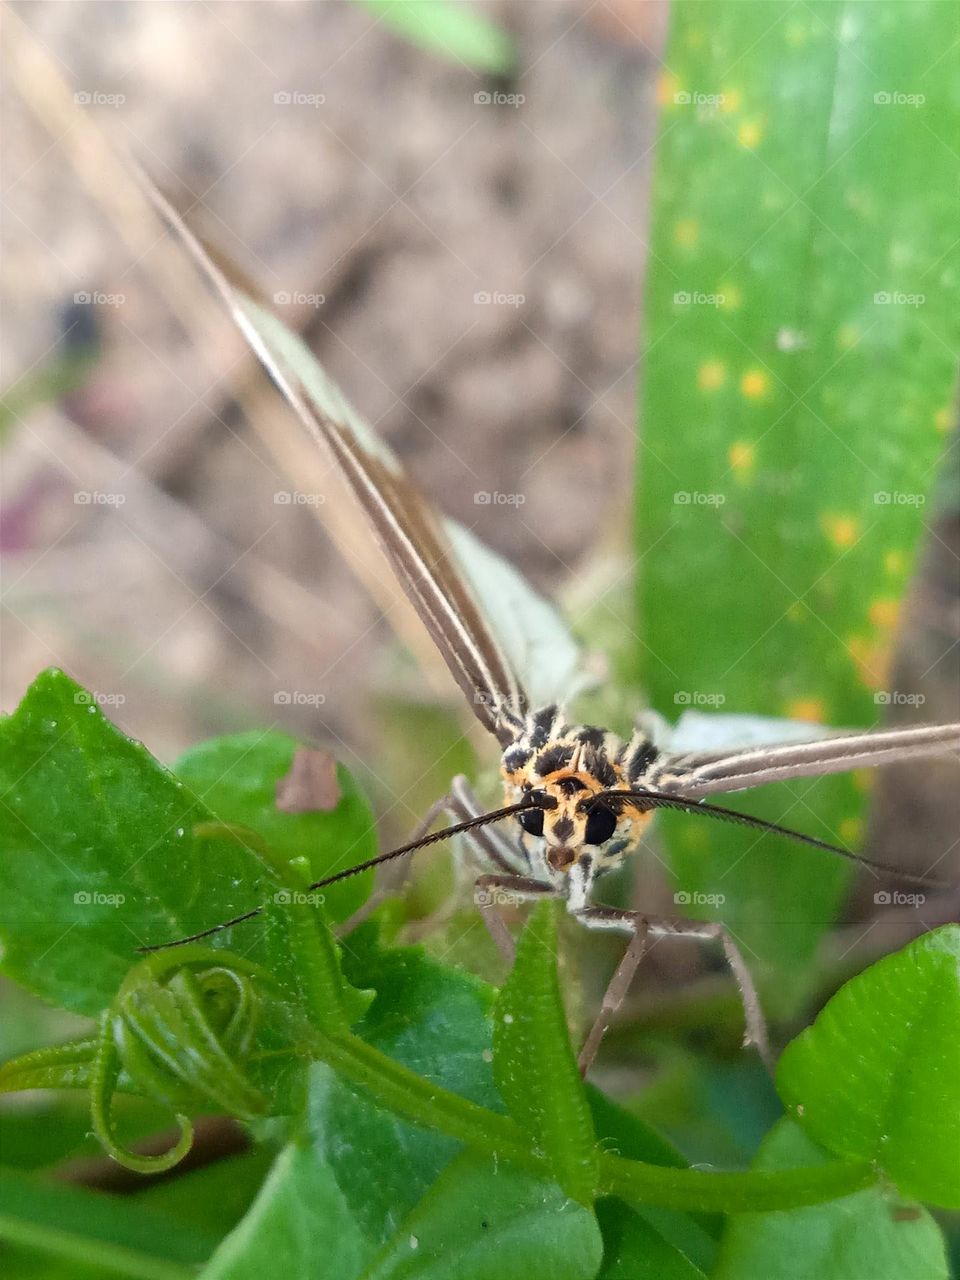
[[312, 1029, 878, 1213], [599, 1152, 877, 1212], [316, 1032, 543, 1174]]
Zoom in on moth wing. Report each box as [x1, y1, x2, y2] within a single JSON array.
[[443, 520, 586, 712], [652, 721, 960, 798], [146, 180, 585, 740]]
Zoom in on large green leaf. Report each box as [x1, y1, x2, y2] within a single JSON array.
[[714, 1120, 948, 1279], [200, 1142, 366, 1280], [634, 0, 959, 1000], [361, 1153, 601, 1280], [777, 926, 960, 1208], [595, 1197, 706, 1280], [0, 670, 372, 1014]]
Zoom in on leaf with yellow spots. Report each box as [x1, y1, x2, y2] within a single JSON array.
[[634, 0, 958, 1007]]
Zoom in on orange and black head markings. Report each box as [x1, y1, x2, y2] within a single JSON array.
[[497, 711, 662, 880]]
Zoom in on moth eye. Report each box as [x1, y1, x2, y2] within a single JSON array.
[[519, 794, 547, 837], [584, 805, 617, 845]]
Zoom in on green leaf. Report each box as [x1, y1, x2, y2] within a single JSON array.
[[0, 671, 369, 1014], [493, 901, 598, 1203], [595, 1197, 707, 1279], [175, 731, 374, 923], [308, 926, 504, 1249], [0, 1166, 215, 1280], [634, 0, 960, 1000], [200, 1142, 366, 1280], [357, 0, 514, 76], [714, 1119, 948, 1280], [777, 926, 960, 1208], [361, 1152, 603, 1280], [205, 932, 508, 1276]]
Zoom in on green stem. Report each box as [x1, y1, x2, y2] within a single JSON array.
[[315, 1031, 543, 1174], [599, 1152, 877, 1212], [312, 1028, 877, 1213]]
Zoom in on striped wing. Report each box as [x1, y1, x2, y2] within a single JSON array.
[[651, 721, 960, 798], [148, 183, 582, 742]]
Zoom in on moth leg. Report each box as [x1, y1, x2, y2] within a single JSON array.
[[450, 775, 525, 875], [573, 906, 771, 1073], [475, 874, 557, 964], [575, 922, 650, 1076]]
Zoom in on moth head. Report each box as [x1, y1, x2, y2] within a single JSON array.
[[513, 773, 648, 876]]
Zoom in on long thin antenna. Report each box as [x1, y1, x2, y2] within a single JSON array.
[[586, 788, 948, 889], [138, 795, 552, 953]]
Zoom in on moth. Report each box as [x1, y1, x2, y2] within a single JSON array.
[[142, 179, 959, 1070]]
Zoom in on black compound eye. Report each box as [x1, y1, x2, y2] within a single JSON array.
[[519, 794, 546, 837], [584, 805, 617, 845]]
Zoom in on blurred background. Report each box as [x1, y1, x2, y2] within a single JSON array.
[[2, 0, 959, 1196]]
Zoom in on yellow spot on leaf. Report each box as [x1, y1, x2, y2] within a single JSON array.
[[737, 119, 763, 148], [839, 817, 863, 845], [718, 284, 743, 310], [728, 440, 755, 474], [934, 405, 952, 433], [837, 324, 860, 350], [884, 550, 906, 576], [657, 73, 681, 107], [674, 218, 699, 247], [720, 89, 742, 114], [785, 20, 809, 46], [852, 769, 874, 794], [785, 698, 825, 724], [868, 598, 900, 631], [846, 634, 890, 690], [698, 360, 726, 391], [821, 514, 860, 549], [787, 602, 807, 622], [740, 370, 768, 399]]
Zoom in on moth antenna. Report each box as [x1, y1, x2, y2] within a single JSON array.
[[138, 795, 553, 953], [586, 789, 950, 890]]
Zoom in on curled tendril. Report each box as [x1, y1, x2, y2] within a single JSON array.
[[91, 947, 272, 1172], [90, 1010, 194, 1174]]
